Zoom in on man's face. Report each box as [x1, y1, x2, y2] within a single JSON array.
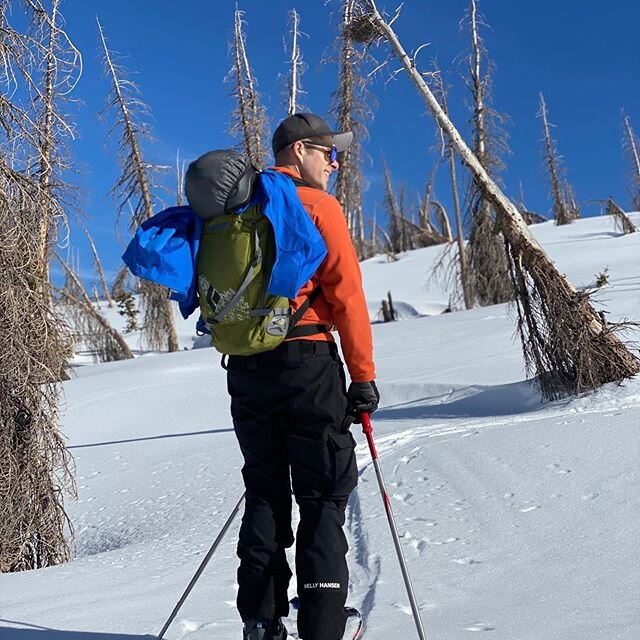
[[296, 137, 339, 191]]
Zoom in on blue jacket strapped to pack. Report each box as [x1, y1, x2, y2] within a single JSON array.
[[122, 170, 328, 319]]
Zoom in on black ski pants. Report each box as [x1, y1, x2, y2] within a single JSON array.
[[227, 340, 358, 640]]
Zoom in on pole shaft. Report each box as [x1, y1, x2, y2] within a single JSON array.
[[361, 414, 427, 640], [157, 491, 246, 639]]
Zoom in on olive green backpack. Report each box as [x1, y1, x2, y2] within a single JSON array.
[[186, 150, 322, 356]]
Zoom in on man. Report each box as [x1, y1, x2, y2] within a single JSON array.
[[227, 113, 379, 640]]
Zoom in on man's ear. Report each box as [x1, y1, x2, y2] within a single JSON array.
[[291, 140, 305, 162]]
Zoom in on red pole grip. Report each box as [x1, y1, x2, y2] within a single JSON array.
[[360, 412, 379, 460]]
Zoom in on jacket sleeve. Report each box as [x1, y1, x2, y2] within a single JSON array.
[[313, 195, 375, 383]]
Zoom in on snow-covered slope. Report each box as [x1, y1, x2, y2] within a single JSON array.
[[1, 214, 639, 640]]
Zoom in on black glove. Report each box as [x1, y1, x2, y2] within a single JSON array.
[[347, 381, 380, 422]]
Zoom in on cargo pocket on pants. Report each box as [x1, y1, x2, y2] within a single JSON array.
[[328, 431, 358, 499]]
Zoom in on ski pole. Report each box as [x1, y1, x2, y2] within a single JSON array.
[[360, 413, 427, 640], [157, 491, 246, 640]]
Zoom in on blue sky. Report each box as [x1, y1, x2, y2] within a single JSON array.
[[52, 0, 640, 285]]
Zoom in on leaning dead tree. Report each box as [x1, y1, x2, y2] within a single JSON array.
[[56, 256, 134, 362], [285, 8, 306, 116], [331, 0, 374, 258], [606, 198, 637, 235], [0, 0, 79, 572], [539, 92, 580, 226], [227, 7, 269, 169], [462, 0, 513, 306], [82, 225, 114, 307], [432, 65, 473, 309], [98, 18, 179, 352], [347, 0, 640, 398], [622, 112, 640, 210]]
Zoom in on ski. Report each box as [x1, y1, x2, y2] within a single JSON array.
[[286, 597, 364, 640]]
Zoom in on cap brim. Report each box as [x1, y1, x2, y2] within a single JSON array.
[[331, 131, 353, 152]]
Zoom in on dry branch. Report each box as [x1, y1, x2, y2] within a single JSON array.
[[82, 225, 114, 307]]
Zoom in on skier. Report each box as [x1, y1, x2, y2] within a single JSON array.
[[228, 113, 379, 640]]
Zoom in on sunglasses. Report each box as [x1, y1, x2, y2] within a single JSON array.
[[301, 140, 338, 163]]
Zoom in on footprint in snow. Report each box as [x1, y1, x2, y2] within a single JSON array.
[[465, 622, 495, 632], [546, 462, 571, 474], [410, 538, 429, 554], [392, 602, 413, 616], [453, 557, 481, 565], [519, 505, 540, 513], [179, 618, 200, 633], [430, 536, 459, 545]]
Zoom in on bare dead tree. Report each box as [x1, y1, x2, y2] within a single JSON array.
[[621, 112, 640, 210], [347, 0, 640, 398], [431, 200, 453, 241], [331, 0, 376, 258], [81, 225, 114, 307], [55, 256, 133, 362], [520, 210, 547, 225], [0, 178, 76, 573], [285, 8, 306, 116], [227, 7, 269, 169], [517, 182, 547, 225], [605, 197, 637, 235], [97, 18, 179, 352], [111, 264, 132, 299], [382, 158, 403, 254], [538, 92, 580, 226], [461, 0, 513, 306], [0, 0, 83, 573], [175, 149, 185, 206], [370, 202, 378, 252], [31, 0, 80, 283], [432, 66, 473, 308]]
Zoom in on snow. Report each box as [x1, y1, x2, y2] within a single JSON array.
[[2, 213, 640, 640]]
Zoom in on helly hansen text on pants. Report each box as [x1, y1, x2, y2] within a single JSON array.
[[227, 340, 358, 640]]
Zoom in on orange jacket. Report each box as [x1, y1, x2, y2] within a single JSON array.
[[273, 166, 375, 383]]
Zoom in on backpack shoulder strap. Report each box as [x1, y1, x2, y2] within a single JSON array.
[[286, 287, 328, 338], [289, 176, 313, 188]]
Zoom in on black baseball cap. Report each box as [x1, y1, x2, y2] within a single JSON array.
[[272, 113, 353, 157]]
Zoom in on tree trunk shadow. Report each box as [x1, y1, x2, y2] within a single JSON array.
[[0, 624, 156, 640]]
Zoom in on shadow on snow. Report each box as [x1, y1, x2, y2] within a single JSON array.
[[0, 622, 155, 640], [68, 427, 234, 449], [376, 379, 544, 421]]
